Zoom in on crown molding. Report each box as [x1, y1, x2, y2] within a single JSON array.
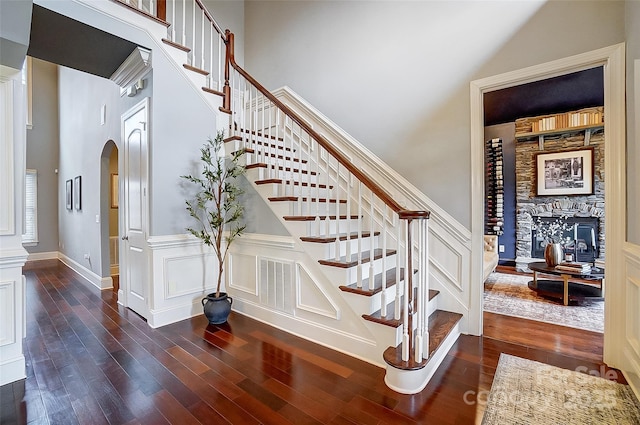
[[110, 46, 151, 88]]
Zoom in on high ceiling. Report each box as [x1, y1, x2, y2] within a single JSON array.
[[27, 4, 140, 78], [483, 67, 604, 127]]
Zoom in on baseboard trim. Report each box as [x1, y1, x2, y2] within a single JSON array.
[[0, 354, 26, 386], [58, 253, 113, 290], [147, 298, 205, 329], [26, 251, 59, 261]]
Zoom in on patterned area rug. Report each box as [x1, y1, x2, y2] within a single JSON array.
[[482, 354, 640, 424], [484, 272, 604, 333]]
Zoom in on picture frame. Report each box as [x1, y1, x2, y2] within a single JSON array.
[[535, 148, 594, 196], [65, 179, 72, 210], [74, 176, 82, 211], [111, 174, 119, 208]]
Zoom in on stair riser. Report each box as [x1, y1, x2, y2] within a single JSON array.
[[384, 321, 461, 394], [253, 181, 330, 199], [271, 202, 347, 218], [341, 283, 405, 315], [320, 255, 398, 287], [302, 237, 378, 262], [246, 167, 320, 184], [246, 154, 310, 169]]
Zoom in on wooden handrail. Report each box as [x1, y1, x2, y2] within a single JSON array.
[[194, 0, 225, 37], [223, 32, 428, 218]]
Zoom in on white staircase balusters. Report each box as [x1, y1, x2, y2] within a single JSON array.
[[381, 205, 388, 317]]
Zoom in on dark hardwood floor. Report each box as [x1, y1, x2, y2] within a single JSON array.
[[1, 260, 625, 424]]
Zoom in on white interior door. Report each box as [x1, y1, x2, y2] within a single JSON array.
[[120, 98, 149, 318]]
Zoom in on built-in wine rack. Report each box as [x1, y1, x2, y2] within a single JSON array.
[[485, 138, 504, 235]]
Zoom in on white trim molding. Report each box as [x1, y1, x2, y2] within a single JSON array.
[[110, 46, 151, 88], [59, 252, 113, 290], [470, 43, 627, 345]]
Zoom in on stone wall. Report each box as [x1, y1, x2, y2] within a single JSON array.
[[515, 130, 605, 271]]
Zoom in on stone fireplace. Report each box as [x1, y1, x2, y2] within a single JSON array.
[[514, 131, 605, 272]]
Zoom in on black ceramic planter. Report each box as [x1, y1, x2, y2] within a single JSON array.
[[201, 292, 233, 324]]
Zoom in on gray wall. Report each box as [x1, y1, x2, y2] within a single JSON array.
[[626, 0, 640, 244], [0, 0, 32, 70], [244, 0, 626, 229], [25, 58, 59, 254], [58, 67, 131, 275], [204, 0, 244, 67]]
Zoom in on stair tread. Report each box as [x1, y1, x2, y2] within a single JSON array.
[[362, 289, 439, 324], [161, 38, 190, 52], [202, 87, 224, 97], [246, 163, 316, 175], [239, 128, 285, 142], [183, 63, 209, 76], [382, 310, 462, 370], [255, 179, 333, 189], [301, 231, 380, 244], [237, 149, 307, 164], [339, 267, 404, 296], [224, 135, 294, 152], [284, 215, 360, 222], [269, 196, 346, 203], [319, 249, 396, 268]]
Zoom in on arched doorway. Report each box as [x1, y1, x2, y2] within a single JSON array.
[[100, 140, 119, 291]]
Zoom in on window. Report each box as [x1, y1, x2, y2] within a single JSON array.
[[23, 169, 37, 245]]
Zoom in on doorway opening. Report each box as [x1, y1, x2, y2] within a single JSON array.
[[101, 140, 120, 292], [470, 44, 627, 368]]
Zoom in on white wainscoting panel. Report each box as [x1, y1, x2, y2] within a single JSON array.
[[165, 254, 217, 299], [147, 235, 218, 328], [296, 263, 339, 320], [0, 248, 27, 385], [0, 280, 16, 346], [624, 243, 640, 398], [228, 253, 258, 297]]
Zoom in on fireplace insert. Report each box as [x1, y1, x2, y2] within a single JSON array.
[[531, 216, 599, 263]]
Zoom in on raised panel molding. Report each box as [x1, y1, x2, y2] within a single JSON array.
[[296, 263, 339, 320], [228, 253, 258, 296], [0, 280, 16, 346], [429, 231, 463, 292], [164, 253, 217, 299]]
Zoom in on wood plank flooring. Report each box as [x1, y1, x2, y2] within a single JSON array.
[[1, 260, 625, 424]]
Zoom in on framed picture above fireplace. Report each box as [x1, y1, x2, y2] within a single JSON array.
[[535, 148, 593, 196]]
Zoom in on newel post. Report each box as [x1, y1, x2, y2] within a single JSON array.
[[156, 0, 166, 21], [220, 30, 234, 114], [398, 210, 430, 362]]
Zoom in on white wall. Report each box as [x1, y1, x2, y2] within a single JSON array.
[[25, 58, 59, 255], [626, 0, 640, 245], [244, 0, 626, 229]]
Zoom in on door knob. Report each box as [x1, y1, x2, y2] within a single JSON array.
[[122, 235, 129, 241]]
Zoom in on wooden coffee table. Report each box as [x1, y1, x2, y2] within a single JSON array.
[[527, 261, 604, 306]]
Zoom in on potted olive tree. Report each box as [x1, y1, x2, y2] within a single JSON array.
[[181, 131, 246, 324]]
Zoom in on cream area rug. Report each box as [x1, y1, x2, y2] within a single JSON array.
[[483, 272, 604, 333], [482, 354, 640, 424]]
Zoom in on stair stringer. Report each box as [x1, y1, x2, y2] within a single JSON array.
[[272, 86, 475, 333]]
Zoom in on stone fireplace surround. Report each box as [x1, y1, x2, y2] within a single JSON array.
[[514, 131, 605, 272]]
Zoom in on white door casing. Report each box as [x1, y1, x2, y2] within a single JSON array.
[[120, 98, 150, 318], [470, 44, 627, 371]]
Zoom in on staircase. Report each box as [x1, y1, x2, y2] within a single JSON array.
[[110, 0, 463, 394]]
